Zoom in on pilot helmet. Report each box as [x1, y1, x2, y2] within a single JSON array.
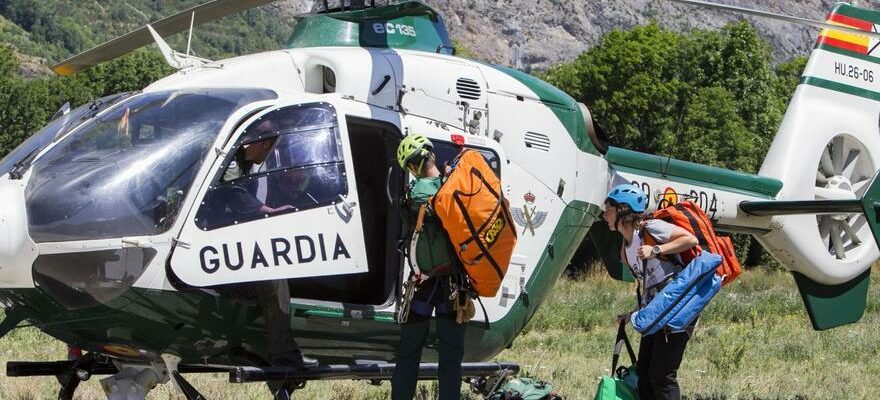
[[606, 184, 647, 214], [397, 134, 434, 171]]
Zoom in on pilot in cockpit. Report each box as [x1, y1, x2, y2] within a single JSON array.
[[215, 118, 318, 397], [220, 119, 295, 215]]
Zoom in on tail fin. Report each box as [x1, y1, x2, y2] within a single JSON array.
[[600, 3, 880, 330], [755, 3, 880, 329], [757, 3, 880, 284]]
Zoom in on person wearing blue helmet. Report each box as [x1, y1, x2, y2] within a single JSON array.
[[604, 184, 698, 400]]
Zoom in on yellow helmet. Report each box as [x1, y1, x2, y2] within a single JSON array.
[[396, 134, 434, 170]]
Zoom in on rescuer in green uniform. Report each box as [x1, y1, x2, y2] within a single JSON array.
[[392, 134, 469, 400]]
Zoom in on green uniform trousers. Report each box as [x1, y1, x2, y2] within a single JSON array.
[[391, 313, 466, 400]]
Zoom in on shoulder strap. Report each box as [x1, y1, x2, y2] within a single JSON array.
[[621, 243, 642, 307], [639, 224, 681, 266]]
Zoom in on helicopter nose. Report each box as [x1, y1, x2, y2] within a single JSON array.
[[0, 180, 38, 288]]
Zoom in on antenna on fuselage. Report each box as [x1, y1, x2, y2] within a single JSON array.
[[146, 24, 212, 71], [186, 12, 195, 56]]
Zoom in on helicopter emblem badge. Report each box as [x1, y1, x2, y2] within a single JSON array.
[[511, 192, 547, 236]]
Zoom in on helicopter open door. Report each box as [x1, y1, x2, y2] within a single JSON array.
[[170, 100, 369, 287]]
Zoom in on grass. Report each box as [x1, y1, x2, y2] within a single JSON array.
[[1, 267, 879, 399]]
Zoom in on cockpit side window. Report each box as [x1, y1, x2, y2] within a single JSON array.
[[194, 103, 348, 230]]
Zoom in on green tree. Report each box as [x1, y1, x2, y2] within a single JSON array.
[[774, 56, 808, 104], [542, 20, 802, 270], [0, 50, 172, 158], [542, 21, 785, 174], [0, 44, 17, 78], [670, 86, 760, 170], [78, 49, 174, 95], [543, 23, 689, 154], [0, 78, 51, 156]]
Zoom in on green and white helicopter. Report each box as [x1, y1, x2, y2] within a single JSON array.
[[2, 0, 880, 398]]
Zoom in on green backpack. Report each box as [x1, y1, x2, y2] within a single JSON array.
[[487, 377, 562, 400], [594, 322, 639, 400]]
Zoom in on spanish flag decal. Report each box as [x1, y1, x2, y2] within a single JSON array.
[[818, 13, 874, 55]]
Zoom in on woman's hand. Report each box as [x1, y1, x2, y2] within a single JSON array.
[[637, 245, 655, 259], [615, 311, 632, 325]]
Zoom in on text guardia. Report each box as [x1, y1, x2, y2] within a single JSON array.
[[199, 233, 351, 273]]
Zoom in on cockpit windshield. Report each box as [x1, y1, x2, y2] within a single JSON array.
[[0, 92, 132, 176], [25, 88, 277, 243]]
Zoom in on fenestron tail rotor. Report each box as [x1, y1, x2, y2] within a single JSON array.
[[815, 135, 873, 259]]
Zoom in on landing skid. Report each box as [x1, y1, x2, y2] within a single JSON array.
[[8, 357, 520, 400], [230, 361, 520, 383]]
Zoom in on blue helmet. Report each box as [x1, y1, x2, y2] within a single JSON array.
[[606, 184, 647, 213]]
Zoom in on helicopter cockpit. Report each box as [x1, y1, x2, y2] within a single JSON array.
[[25, 88, 278, 242]]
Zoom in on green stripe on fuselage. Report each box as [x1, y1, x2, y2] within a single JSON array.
[[800, 76, 880, 102], [814, 44, 880, 65], [607, 147, 783, 199]]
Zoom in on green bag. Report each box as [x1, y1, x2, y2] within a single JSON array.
[[594, 376, 638, 400], [593, 322, 639, 400], [488, 377, 561, 400]]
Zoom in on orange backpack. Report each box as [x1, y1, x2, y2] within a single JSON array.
[[642, 201, 741, 286], [431, 150, 517, 297]]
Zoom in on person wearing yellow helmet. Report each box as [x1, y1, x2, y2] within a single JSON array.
[[392, 134, 467, 400], [396, 133, 435, 176]]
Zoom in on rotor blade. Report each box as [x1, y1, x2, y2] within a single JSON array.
[[852, 177, 871, 195], [818, 215, 831, 244], [666, 0, 880, 41], [830, 222, 845, 259], [815, 186, 856, 201], [840, 219, 863, 245], [816, 170, 828, 185], [841, 149, 861, 180], [820, 148, 836, 177], [52, 0, 279, 76], [832, 136, 844, 175]]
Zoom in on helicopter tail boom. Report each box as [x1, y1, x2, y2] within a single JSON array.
[[599, 1, 880, 330]]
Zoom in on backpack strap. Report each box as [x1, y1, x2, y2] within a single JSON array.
[[407, 204, 429, 277], [639, 225, 685, 269], [612, 320, 637, 372], [620, 244, 642, 307]]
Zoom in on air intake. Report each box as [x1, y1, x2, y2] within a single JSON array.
[[524, 132, 551, 152], [456, 78, 482, 100]]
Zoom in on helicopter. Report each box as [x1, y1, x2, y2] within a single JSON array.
[[1, 0, 880, 398]]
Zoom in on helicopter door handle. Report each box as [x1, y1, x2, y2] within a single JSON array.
[[372, 75, 391, 95]]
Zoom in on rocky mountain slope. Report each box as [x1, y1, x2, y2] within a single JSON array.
[[3, 0, 879, 75]]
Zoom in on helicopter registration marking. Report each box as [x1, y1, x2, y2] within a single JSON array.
[[630, 180, 719, 219], [833, 61, 875, 83], [373, 22, 417, 37]]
